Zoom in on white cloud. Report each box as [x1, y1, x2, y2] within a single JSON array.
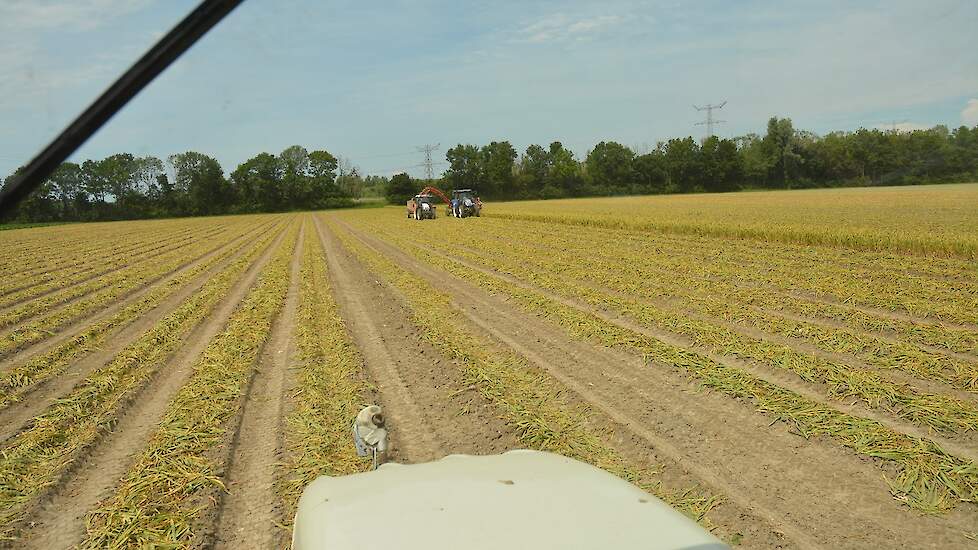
[[514, 13, 622, 44], [963, 99, 978, 125], [567, 15, 621, 34]]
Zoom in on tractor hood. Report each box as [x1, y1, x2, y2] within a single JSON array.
[[292, 450, 726, 550]]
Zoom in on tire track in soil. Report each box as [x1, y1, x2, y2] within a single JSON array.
[[764, 306, 978, 364], [411, 231, 978, 462], [315, 216, 518, 467], [457, 234, 978, 358], [212, 223, 303, 550], [345, 221, 976, 550], [0, 222, 278, 444], [0, 220, 277, 371], [14, 224, 290, 550], [789, 290, 978, 333], [569, 276, 978, 408]]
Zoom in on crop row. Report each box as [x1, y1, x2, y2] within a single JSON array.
[[358, 210, 977, 362], [0, 218, 284, 411], [527, 227, 978, 356], [0, 218, 220, 280], [0, 221, 265, 356], [484, 205, 978, 260], [0, 221, 160, 270], [468, 212, 977, 289], [276, 222, 372, 531], [358, 212, 978, 392], [555, 233, 978, 357], [0, 222, 210, 298], [0, 218, 233, 290], [82, 220, 299, 547], [0, 218, 291, 541], [0, 223, 233, 310], [339, 214, 978, 513], [363, 218, 978, 435], [433, 210, 977, 327], [0, 221, 234, 328], [451, 214, 978, 328], [408, 220, 978, 393], [324, 216, 722, 524]]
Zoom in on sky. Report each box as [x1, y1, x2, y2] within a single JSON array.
[[1, 0, 976, 179]]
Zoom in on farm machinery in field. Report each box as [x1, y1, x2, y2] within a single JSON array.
[[450, 188, 482, 218], [291, 405, 727, 550], [406, 194, 438, 220], [407, 186, 483, 220]]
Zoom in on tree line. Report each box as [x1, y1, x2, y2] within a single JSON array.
[[386, 118, 978, 204], [3, 145, 385, 223], [5, 117, 978, 222]]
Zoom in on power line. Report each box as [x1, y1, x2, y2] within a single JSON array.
[[415, 143, 440, 182], [694, 101, 727, 139]]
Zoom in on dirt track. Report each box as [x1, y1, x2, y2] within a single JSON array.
[[314, 216, 518, 464]]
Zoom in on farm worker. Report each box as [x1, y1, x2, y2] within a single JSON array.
[[451, 197, 460, 217]]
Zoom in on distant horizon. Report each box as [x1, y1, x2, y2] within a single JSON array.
[[6, 118, 975, 183], [2, 0, 976, 179]]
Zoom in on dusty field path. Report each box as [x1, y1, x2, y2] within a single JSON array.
[[315, 216, 519, 465], [339, 219, 977, 550], [12, 224, 290, 550], [213, 222, 304, 550]]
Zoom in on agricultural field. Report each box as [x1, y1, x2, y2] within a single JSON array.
[[0, 183, 976, 548]]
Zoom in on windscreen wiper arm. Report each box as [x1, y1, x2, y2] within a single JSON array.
[[0, 0, 245, 219]]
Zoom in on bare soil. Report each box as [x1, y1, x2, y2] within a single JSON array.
[[340, 219, 977, 550], [0, 219, 276, 365], [212, 224, 304, 550], [314, 216, 519, 464], [13, 225, 287, 550], [0, 223, 274, 444]]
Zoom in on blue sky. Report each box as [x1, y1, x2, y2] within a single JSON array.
[[1, 0, 976, 179]]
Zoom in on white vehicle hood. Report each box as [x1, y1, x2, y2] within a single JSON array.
[[292, 450, 726, 550]]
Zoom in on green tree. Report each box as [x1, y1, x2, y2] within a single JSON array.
[[279, 145, 310, 209], [585, 141, 635, 193], [662, 137, 700, 192], [386, 172, 415, 204], [763, 117, 802, 187], [231, 152, 281, 212], [169, 152, 229, 215], [547, 141, 582, 196], [445, 144, 484, 193], [633, 151, 668, 193], [47, 162, 85, 219], [308, 149, 341, 206], [699, 137, 742, 192], [518, 144, 550, 198], [481, 141, 517, 199]]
